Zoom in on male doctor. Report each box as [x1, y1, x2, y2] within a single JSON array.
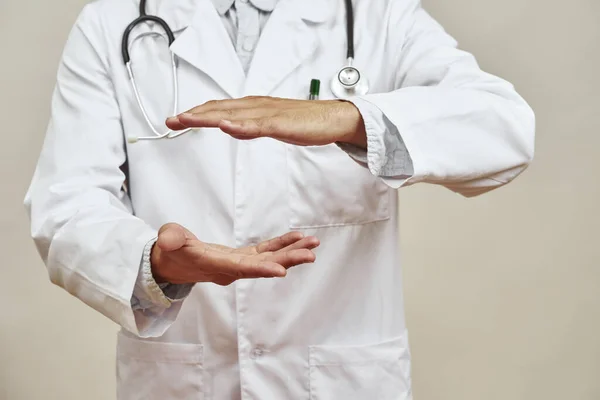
[[25, 0, 535, 398]]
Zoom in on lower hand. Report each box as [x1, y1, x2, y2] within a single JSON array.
[[165, 97, 368, 148], [151, 223, 320, 286]]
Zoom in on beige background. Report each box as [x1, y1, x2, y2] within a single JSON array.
[[1, 0, 599, 399]]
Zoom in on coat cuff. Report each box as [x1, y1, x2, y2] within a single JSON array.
[[133, 238, 194, 307], [130, 238, 194, 337], [338, 97, 414, 181]]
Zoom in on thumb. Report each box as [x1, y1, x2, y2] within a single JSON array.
[[156, 223, 190, 252]]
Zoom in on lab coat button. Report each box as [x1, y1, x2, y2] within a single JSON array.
[[251, 348, 264, 359], [243, 38, 256, 52]]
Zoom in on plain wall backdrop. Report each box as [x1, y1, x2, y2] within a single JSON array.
[[1, 0, 599, 399]]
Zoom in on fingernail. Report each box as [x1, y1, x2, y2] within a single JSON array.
[[274, 268, 287, 277], [166, 116, 178, 123]]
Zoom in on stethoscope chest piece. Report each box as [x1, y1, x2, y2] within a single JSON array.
[[330, 0, 369, 100], [331, 59, 369, 100]]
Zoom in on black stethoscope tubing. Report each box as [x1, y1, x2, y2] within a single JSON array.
[[121, 0, 363, 143], [121, 0, 355, 65]]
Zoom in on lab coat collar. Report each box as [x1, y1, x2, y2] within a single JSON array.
[[211, 0, 234, 16], [139, 0, 336, 98], [294, 0, 336, 23], [144, 0, 197, 33], [169, 0, 246, 98], [243, 0, 336, 95], [211, 0, 279, 15], [251, 0, 279, 13], [147, 0, 335, 32]]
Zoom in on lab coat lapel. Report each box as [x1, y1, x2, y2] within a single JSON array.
[[130, 0, 197, 39], [243, 0, 336, 96], [169, 0, 245, 98]]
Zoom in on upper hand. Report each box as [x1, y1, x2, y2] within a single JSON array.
[[165, 96, 368, 148], [151, 223, 320, 286]]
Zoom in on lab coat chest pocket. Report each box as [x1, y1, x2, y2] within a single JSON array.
[[309, 337, 412, 400], [116, 333, 205, 400], [287, 145, 390, 229]]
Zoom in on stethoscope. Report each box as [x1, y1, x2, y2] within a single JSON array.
[[330, 0, 370, 100], [122, 0, 368, 143]]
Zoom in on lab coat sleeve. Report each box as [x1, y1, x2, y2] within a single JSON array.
[[24, 5, 186, 338], [352, 1, 535, 197]]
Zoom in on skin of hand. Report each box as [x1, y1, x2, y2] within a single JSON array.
[[151, 223, 320, 286], [165, 96, 368, 148]]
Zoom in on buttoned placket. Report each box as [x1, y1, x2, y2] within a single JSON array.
[[212, 1, 282, 398]]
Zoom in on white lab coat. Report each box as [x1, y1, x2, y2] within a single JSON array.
[[25, 0, 535, 398]]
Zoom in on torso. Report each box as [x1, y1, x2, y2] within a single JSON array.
[[100, 0, 412, 398]]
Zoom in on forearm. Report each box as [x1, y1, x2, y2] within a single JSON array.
[[338, 4, 534, 196]]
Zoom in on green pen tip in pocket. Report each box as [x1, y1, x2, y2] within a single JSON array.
[[309, 79, 321, 100]]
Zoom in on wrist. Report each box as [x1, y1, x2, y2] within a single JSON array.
[[345, 124, 368, 148], [337, 101, 368, 149], [150, 242, 167, 284]]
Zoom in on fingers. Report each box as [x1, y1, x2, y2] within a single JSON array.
[[166, 97, 275, 130], [255, 231, 305, 253], [172, 108, 280, 130], [165, 97, 346, 146], [191, 244, 316, 278], [182, 96, 309, 115], [257, 235, 320, 255], [168, 235, 318, 285], [165, 97, 311, 131], [165, 117, 189, 131], [211, 260, 291, 286], [262, 248, 317, 269], [224, 255, 289, 278], [212, 277, 236, 287], [157, 223, 193, 252], [191, 245, 288, 278], [187, 97, 276, 113], [219, 118, 283, 139], [279, 236, 320, 252]]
